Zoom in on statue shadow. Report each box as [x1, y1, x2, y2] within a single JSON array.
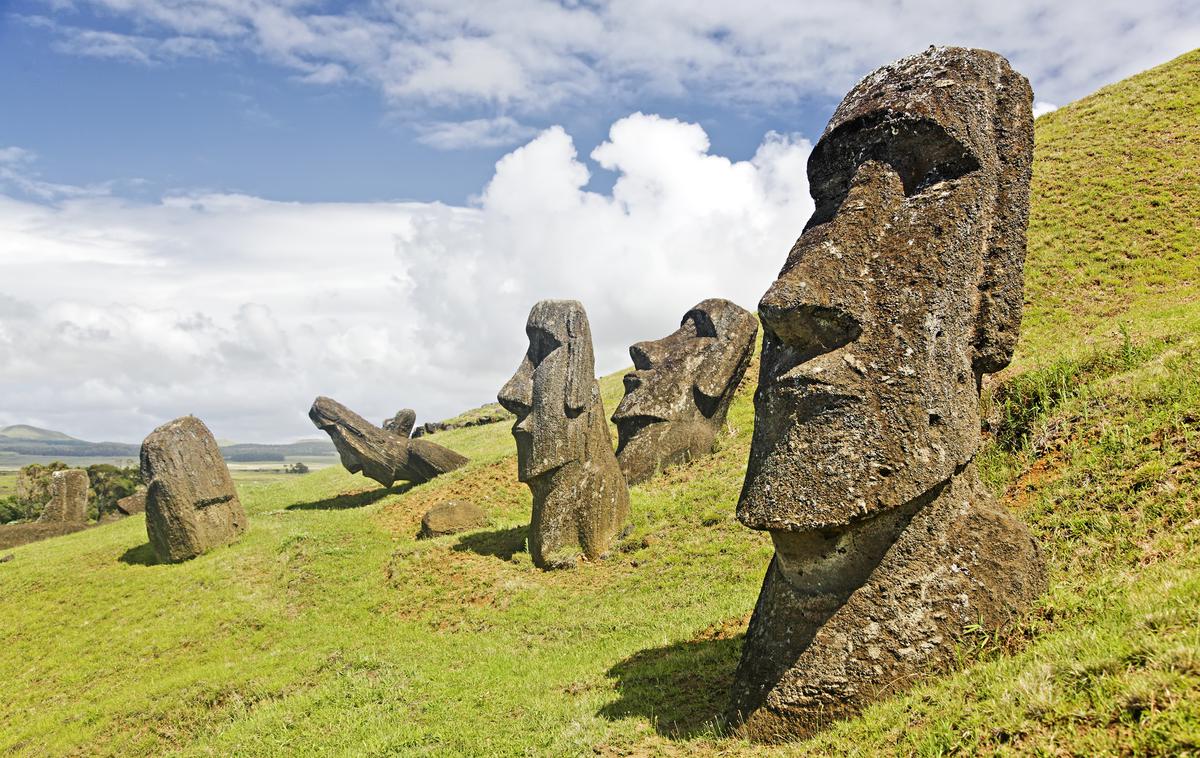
[[452, 525, 527, 561], [598, 634, 744, 739], [286, 484, 413, 511], [118, 542, 158, 566]]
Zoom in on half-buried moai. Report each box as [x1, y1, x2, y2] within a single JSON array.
[[498, 300, 630, 569], [612, 298, 758, 484], [731, 46, 1047, 741], [310, 397, 467, 486], [37, 469, 90, 523], [141, 416, 247, 563], [382, 408, 417, 438]]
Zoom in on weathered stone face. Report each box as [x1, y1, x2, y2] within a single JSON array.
[[37, 470, 89, 523], [309, 397, 468, 486], [613, 298, 758, 484], [383, 409, 417, 438], [141, 416, 247, 563], [731, 47, 1045, 740], [498, 300, 630, 568]]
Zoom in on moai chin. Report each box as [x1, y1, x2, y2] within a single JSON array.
[[498, 300, 630, 569], [731, 46, 1047, 741], [612, 298, 758, 484]]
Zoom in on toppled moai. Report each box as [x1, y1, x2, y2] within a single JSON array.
[[731, 46, 1046, 740], [141, 416, 247, 563], [37, 469, 90, 523], [498, 300, 630, 569], [383, 408, 417, 438], [310, 397, 467, 486], [612, 298, 758, 484]]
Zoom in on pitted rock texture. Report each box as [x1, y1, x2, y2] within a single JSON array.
[[309, 397, 468, 487], [498, 300, 630, 569], [37, 469, 89, 523], [613, 298, 758, 484], [418, 500, 489, 539], [732, 46, 1045, 740], [383, 408, 417, 438], [141, 416, 247, 563], [115, 486, 147, 516]]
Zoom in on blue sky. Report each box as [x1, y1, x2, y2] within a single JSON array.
[[1, 1, 1198, 443]]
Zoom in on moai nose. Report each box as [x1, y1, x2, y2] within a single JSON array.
[[629, 340, 665, 370], [759, 280, 861, 360]]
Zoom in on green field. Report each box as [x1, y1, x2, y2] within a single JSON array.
[[1, 50, 1198, 756]]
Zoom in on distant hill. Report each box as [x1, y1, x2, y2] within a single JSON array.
[[0, 426, 335, 461], [0, 425, 78, 442]]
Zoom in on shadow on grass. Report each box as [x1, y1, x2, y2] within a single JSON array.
[[286, 483, 413, 511], [452, 525, 527, 561], [598, 634, 744, 739], [118, 542, 158, 566]]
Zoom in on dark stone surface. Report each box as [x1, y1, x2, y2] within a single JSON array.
[[115, 486, 147, 516], [731, 46, 1046, 740], [383, 408, 417, 438], [418, 500, 489, 539], [613, 298, 758, 484], [141, 416, 247, 564], [498, 300, 630, 569], [309, 396, 468, 486], [37, 469, 89, 523]]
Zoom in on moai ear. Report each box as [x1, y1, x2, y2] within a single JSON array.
[[973, 61, 1034, 377], [564, 304, 596, 414]]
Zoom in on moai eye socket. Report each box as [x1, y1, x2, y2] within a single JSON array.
[[806, 114, 982, 228], [525, 326, 562, 367]]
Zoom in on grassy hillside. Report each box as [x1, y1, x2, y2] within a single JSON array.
[[1, 50, 1198, 756]]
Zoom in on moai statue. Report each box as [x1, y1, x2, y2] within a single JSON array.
[[141, 416, 247, 563], [498, 300, 630, 569], [310, 397, 468, 486], [37, 469, 90, 523], [612, 298, 758, 484], [383, 408, 417, 438], [731, 47, 1047, 740]]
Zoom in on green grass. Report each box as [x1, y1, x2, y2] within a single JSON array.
[[1, 49, 1199, 757]]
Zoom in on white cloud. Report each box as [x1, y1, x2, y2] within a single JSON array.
[[1033, 101, 1060, 118], [415, 116, 538, 150], [27, 1, 1200, 119], [0, 116, 814, 442]]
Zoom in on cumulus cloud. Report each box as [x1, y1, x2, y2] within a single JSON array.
[[0, 115, 813, 442], [25, 0, 1200, 119]]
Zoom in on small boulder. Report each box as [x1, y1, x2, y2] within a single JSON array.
[[141, 416, 247, 563], [418, 500, 489, 539]]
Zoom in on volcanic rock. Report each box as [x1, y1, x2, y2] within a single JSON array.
[[141, 416, 247, 563]]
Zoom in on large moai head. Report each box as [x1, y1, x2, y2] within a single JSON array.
[[141, 415, 247, 563], [498, 300, 599, 482], [731, 46, 1041, 740], [498, 299, 630, 568], [613, 298, 758, 483], [738, 46, 1034, 534]]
